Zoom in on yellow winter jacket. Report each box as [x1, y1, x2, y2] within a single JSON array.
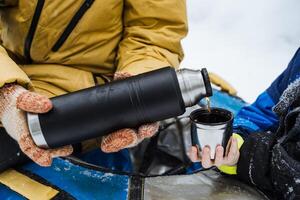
[[0, 0, 187, 97]]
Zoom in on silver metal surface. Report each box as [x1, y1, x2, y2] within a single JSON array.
[[176, 68, 207, 107], [194, 123, 228, 159], [27, 112, 49, 148], [144, 169, 269, 200], [190, 108, 233, 159]]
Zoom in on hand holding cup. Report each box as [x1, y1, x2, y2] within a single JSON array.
[[189, 108, 240, 168], [189, 135, 240, 168]]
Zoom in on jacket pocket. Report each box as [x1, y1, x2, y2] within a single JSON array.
[[51, 0, 95, 52]]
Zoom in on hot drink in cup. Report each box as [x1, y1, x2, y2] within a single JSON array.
[[190, 108, 233, 159]]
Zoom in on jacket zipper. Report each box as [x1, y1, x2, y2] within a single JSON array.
[[51, 0, 95, 52], [24, 0, 45, 63]]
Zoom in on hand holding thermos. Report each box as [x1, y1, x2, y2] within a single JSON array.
[[1, 67, 214, 167], [27, 67, 212, 150], [0, 84, 73, 166], [101, 71, 160, 153]]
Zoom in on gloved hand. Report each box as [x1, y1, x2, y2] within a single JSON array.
[[0, 84, 73, 166], [100, 72, 159, 153], [189, 135, 240, 168]]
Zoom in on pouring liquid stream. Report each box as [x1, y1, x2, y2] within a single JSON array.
[[206, 97, 211, 113]]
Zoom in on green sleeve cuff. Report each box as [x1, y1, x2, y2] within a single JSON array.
[[217, 133, 244, 175]]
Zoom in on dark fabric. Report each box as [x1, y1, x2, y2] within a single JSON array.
[[74, 117, 193, 177], [0, 128, 29, 172], [126, 117, 192, 176], [128, 176, 144, 200], [237, 131, 276, 193], [237, 105, 300, 199], [271, 144, 300, 200], [270, 106, 300, 199]]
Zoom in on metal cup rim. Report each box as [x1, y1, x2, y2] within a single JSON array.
[[190, 107, 233, 126]]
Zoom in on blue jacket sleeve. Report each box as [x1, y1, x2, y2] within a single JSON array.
[[234, 47, 300, 137]]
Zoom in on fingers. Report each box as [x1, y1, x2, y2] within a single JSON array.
[[224, 137, 239, 166], [101, 129, 138, 153], [228, 138, 238, 158], [49, 145, 73, 158], [201, 146, 213, 168], [100, 123, 157, 153], [113, 72, 132, 80], [17, 91, 52, 113], [195, 137, 240, 168], [225, 137, 233, 156], [189, 146, 201, 162], [138, 122, 159, 140], [214, 145, 224, 167], [19, 131, 73, 166], [19, 132, 52, 167]]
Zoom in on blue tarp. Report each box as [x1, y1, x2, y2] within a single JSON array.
[[22, 159, 129, 200]]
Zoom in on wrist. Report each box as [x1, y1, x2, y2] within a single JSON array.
[[0, 84, 26, 115], [0, 84, 26, 102], [0, 84, 27, 141], [113, 71, 133, 81]]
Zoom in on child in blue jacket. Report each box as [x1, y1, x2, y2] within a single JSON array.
[[190, 47, 300, 199]]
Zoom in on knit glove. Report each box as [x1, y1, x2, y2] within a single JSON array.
[[100, 72, 159, 153], [0, 84, 73, 166]]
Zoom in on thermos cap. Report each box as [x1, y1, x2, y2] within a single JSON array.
[[27, 112, 49, 148], [176, 68, 212, 107]]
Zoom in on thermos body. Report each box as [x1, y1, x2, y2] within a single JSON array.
[[28, 67, 212, 148]]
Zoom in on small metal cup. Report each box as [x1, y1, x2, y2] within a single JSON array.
[[190, 108, 233, 159]]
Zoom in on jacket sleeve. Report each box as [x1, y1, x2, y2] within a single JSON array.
[[236, 131, 277, 194], [116, 0, 188, 75], [233, 92, 279, 137], [0, 22, 31, 89], [233, 47, 300, 138], [0, 46, 31, 89]]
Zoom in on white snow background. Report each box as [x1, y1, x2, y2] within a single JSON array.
[[181, 0, 300, 102]]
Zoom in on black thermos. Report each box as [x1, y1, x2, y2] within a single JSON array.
[[27, 67, 212, 148]]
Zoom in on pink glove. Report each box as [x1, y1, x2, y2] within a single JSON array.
[[100, 72, 159, 153], [0, 84, 73, 166]]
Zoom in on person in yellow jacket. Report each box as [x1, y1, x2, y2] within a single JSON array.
[[0, 0, 188, 169]]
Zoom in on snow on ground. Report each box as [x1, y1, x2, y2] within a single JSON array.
[[181, 0, 300, 102]]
